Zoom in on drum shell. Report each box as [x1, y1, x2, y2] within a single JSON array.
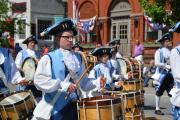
[[123, 79, 143, 92], [114, 91, 144, 120], [77, 95, 122, 120], [0, 91, 35, 120]]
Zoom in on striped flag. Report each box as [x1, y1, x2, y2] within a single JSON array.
[[144, 14, 166, 31], [74, 0, 80, 21], [77, 16, 96, 33]]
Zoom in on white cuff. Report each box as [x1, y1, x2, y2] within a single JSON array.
[[60, 81, 71, 92]]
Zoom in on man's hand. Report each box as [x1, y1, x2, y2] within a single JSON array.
[[127, 71, 133, 79], [19, 80, 32, 86], [67, 83, 77, 93], [117, 81, 124, 86]]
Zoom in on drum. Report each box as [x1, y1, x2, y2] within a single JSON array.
[[115, 91, 144, 120], [0, 91, 35, 120], [80, 52, 97, 70], [123, 79, 143, 92], [22, 57, 37, 81], [76, 95, 122, 120], [116, 58, 142, 79]]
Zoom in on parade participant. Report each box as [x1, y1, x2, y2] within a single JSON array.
[[170, 43, 180, 120], [107, 46, 132, 81], [88, 46, 124, 96], [32, 18, 103, 120], [133, 39, 144, 62], [109, 39, 122, 58], [0, 32, 25, 96], [153, 33, 174, 115], [72, 42, 83, 52], [169, 22, 180, 119], [15, 36, 41, 98]]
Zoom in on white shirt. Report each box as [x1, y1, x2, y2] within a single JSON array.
[[15, 48, 37, 69]]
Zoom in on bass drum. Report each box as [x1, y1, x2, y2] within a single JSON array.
[[79, 52, 97, 70], [21, 57, 37, 82]]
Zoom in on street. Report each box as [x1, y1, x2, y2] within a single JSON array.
[[144, 82, 173, 120]]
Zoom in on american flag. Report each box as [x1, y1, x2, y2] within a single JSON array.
[[144, 14, 166, 31], [74, 0, 80, 21], [77, 16, 96, 33]]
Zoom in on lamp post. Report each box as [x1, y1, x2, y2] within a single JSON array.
[[61, 0, 67, 18]]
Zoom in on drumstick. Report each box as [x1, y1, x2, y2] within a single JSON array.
[[65, 64, 92, 99]]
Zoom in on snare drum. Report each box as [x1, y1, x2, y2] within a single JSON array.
[[76, 95, 122, 120], [115, 91, 144, 120], [0, 91, 35, 120], [22, 57, 37, 81], [123, 79, 143, 91], [80, 52, 97, 70]]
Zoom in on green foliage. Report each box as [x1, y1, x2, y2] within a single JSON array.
[[140, 0, 180, 26], [0, 0, 24, 34]]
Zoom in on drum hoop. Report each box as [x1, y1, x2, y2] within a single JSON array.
[[22, 57, 37, 69], [77, 95, 121, 106], [124, 80, 141, 84], [122, 91, 141, 97], [0, 90, 31, 108]]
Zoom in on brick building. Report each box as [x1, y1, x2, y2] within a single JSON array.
[[68, 0, 180, 62]]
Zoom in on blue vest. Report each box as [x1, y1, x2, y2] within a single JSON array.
[[45, 49, 82, 115], [0, 48, 15, 84]]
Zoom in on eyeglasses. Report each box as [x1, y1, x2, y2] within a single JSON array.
[[60, 36, 75, 41]]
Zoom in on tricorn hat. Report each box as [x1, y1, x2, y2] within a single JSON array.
[[156, 33, 171, 43], [23, 35, 38, 44], [109, 39, 120, 46], [72, 42, 83, 51], [40, 18, 77, 36], [91, 46, 111, 56]]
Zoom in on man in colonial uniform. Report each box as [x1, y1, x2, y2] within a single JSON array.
[[15, 36, 41, 98], [170, 22, 180, 119], [0, 32, 25, 95], [32, 19, 102, 120], [153, 32, 174, 115]]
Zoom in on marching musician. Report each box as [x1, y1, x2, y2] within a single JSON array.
[[107, 45, 132, 82], [32, 18, 103, 120], [152, 32, 174, 115], [88, 46, 124, 96], [0, 32, 24, 96], [108, 39, 122, 58], [169, 22, 180, 119], [15, 36, 41, 99]]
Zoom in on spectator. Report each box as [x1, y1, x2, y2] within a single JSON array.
[[143, 60, 156, 87], [133, 39, 144, 63]]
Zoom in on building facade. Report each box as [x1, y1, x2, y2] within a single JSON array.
[[10, 0, 65, 50], [68, 0, 180, 60]]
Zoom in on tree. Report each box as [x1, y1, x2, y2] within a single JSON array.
[[0, 0, 24, 47], [140, 0, 180, 26]]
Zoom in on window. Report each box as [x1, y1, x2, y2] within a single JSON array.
[[37, 20, 52, 40], [18, 19, 26, 39]]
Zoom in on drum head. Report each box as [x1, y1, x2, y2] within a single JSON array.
[[22, 57, 37, 81], [0, 52, 5, 65], [0, 91, 31, 108], [116, 58, 127, 74]]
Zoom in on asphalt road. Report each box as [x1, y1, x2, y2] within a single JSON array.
[[143, 82, 173, 120]]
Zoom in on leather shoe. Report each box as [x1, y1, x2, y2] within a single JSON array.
[[154, 110, 164, 115]]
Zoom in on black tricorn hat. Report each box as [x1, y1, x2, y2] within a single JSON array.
[[109, 39, 120, 46], [40, 18, 77, 36], [91, 46, 111, 56], [156, 33, 171, 43], [23, 36, 38, 44], [72, 42, 83, 50]]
